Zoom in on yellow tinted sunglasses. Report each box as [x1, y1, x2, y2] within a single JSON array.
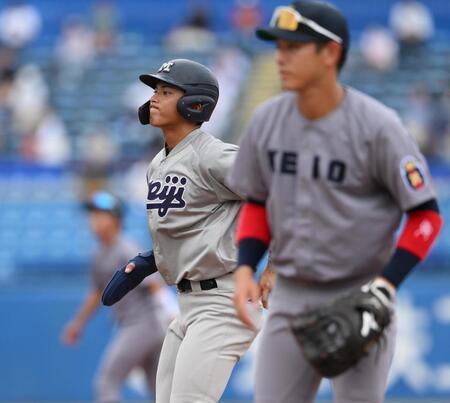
[[270, 6, 343, 44]]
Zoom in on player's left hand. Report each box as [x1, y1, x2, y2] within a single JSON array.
[[259, 263, 275, 309], [234, 265, 260, 329]]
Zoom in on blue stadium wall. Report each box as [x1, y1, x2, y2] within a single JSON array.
[[0, 272, 450, 400]]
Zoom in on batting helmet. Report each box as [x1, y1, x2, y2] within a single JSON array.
[[138, 59, 219, 125]]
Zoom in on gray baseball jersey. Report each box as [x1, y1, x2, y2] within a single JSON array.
[[145, 128, 242, 285], [92, 235, 160, 327], [228, 87, 436, 282], [144, 128, 261, 402]]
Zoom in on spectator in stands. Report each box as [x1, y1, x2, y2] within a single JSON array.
[[427, 89, 450, 159], [31, 107, 71, 166], [0, 0, 41, 50], [359, 24, 399, 72], [7, 64, 48, 148], [54, 15, 96, 88], [62, 191, 174, 402], [403, 83, 432, 152], [389, 0, 434, 60], [164, 6, 216, 53], [0, 67, 14, 154], [230, 0, 263, 53], [203, 48, 251, 139], [91, 0, 120, 55], [78, 126, 118, 197]]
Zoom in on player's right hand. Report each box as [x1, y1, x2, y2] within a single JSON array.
[[62, 320, 83, 346], [233, 265, 260, 329]]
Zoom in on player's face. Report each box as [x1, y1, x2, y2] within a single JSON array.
[[149, 83, 185, 128], [88, 211, 120, 241], [275, 40, 328, 91]]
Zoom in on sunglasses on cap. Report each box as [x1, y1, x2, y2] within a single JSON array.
[[270, 6, 343, 44]]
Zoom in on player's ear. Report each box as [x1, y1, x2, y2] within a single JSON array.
[[138, 100, 151, 125], [323, 41, 342, 70]]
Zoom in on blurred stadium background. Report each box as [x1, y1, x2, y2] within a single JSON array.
[[0, 0, 449, 401]]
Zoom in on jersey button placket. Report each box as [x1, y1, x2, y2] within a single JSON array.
[[295, 125, 314, 277]]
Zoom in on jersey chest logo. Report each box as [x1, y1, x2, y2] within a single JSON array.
[[147, 175, 187, 217]]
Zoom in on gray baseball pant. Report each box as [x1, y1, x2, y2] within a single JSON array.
[[155, 273, 261, 403], [254, 274, 396, 403], [95, 320, 164, 402]]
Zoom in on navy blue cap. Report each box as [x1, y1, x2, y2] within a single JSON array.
[[256, 1, 349, 50]]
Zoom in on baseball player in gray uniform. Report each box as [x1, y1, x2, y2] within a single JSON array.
[[62, 191, 166, 402], [228, 2, 443, 403], [101, 59, 262, 403]]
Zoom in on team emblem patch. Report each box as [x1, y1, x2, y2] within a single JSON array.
[[158, 61, 174, 73], [400, 156, 426, 191]]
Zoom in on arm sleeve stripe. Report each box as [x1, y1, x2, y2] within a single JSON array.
[[380, 248, 420, 288], [236, 202, 271, 245], [408, 198, 439, 213], [237, 238, 268, 272], [397, 209, 443, 260]]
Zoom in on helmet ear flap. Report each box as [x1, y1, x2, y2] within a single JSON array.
[[177, 95, 217, 122], [138, 100, 151, 125]]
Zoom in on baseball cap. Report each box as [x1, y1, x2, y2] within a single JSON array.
[[84, 191, 124, 218], [256, 1, 349, 49]]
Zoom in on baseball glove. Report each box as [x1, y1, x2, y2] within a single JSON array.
[[291, 278, 394, 378]]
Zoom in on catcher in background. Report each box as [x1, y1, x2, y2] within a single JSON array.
[[228, 1, 443, 402], [61, 191, 171, 402]]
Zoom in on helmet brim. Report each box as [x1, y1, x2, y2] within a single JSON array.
[[139, 73, 185, 91]]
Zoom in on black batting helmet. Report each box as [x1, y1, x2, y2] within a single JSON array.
[[138, 59, 219, 124]]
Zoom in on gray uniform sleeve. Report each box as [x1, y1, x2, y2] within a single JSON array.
[[227, 112, 268, 202], [201, 141, 243, 202], [371, 112, 436, 211], [90, 257, 103, 291]]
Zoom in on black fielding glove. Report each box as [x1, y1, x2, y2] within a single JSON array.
[[291, 277, 395, 378]]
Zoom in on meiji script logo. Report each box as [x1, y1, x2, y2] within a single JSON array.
[[147, 175, 187, 217]]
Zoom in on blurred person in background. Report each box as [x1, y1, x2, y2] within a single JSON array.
[[62, 191, 173, 402], [77, 126, 118, 198], [164, 6, 217, 53], [359, 24, 399, 72], [0, 0, 41, 51], [402, 83, 432, 153], [54, 15, 96, 88], [5, 63, 49, 156], [426, 89, 450, 160], [389, 0, 434, 61], [30, 107, 71, 166], [230, 0, 263, 53], [91, 0, 120, 55], [0, 67, 14, 154]]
